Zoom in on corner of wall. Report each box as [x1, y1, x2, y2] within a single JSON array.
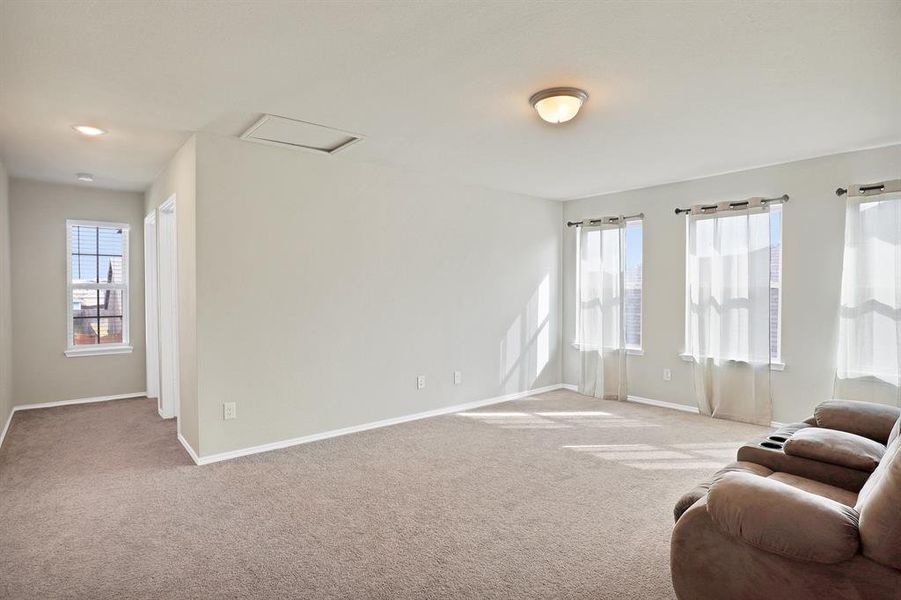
[[145, 135, 199, 454], [556, 199, 566, 387], [0, 159, 12, 434]]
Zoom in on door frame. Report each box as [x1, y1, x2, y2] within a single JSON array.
[[144, 210, 160, 409], [157, 195, 180, 422]]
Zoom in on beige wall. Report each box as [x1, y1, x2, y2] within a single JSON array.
[[9, 179, 146, 405], [192, 132, 562, 456], [144, 136, 198, 452], [0, 161, 12, 428], [562, 144, 901, 423]]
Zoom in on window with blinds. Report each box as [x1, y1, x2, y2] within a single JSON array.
[[66, 220, 131, 356]]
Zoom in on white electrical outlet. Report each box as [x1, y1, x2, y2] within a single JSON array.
[[663, 368, 672, 382], [453, 370, 462, 385], [416, 375, 426, 390], [223, 402, 237, 420]]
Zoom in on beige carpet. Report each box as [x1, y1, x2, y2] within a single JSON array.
[[0, 389, 766, 599]]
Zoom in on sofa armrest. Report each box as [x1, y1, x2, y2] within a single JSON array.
[[783, 428, 885, 472], [815, 400, 901, 443], [706, 472, 860, 564]]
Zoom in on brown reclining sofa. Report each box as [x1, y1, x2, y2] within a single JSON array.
[[671, 400, 901, 600]]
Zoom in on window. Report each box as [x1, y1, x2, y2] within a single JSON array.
[[575, 219, 643, 352], [624, 220, 643, 350], [836, 193, 901, 384], [683, 205, 782, 365], [769, 205, 783, 363], [66, 220, 131, 356]]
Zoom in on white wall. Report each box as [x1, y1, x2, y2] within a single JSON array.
[[0, 160, 12, 429], [144, 136, 198, 452], [192, 133, 562, 456], [9, 179, 146, 406], [563, 144, 901, 423]]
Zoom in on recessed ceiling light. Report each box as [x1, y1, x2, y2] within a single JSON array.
[[72, 125, 107, 137], [76, 173, 94, 182], [529, 87, 588, 124]]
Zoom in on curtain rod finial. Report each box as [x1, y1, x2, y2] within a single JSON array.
[[835, 187, 847, 197]]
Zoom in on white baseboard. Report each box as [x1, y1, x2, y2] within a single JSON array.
[[563, 386, 782, 428], [561, 385, 700, 414], [178, 433, 201, 465], [524, 385, 701, 415], [0, 409, 14, 452], [627, 394, 700, 414], [629, 394, 782, 428], [192, 384, 568, 466], [0, 392, 146, 449], [12, 392, 147, 412], [0, 383, 780, 462]]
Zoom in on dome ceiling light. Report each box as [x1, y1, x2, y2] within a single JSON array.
[[529, 87, 588, 124], [72, 125, 107, 137]]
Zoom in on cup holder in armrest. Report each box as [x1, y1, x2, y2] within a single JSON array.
[[768, 435, 789, 443], [760, 441, 784, 450]]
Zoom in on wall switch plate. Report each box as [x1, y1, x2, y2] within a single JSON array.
[[453, 370, 462, 385], [416, 375, 425, 390], [663, 368, 672, 382], [223, 402, 237, 420]]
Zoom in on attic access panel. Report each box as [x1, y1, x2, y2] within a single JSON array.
[[239, 114, 362, 155]]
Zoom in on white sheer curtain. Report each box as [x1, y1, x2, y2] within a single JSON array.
[[685, 201, 773, 425], [578, 221, 627, 400], [835, 192, 901, 406]]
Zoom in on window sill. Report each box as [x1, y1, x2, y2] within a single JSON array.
[[835, 371, 899, 385], [679, 353, 784, 371], [65, 345, 133, 358], [571, 342, 643, 356]]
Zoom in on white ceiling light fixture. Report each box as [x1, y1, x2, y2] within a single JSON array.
[[72, 125, 107, 137], [76, 173, 94, 182], [529, 87, 588, 124]]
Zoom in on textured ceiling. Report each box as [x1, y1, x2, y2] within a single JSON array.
[[1, 1, 899, 199]]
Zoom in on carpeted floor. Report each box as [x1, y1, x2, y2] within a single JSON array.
[[0, 389, 766, 599]]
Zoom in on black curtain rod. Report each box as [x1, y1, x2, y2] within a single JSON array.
[[566, 212, 644, 228], [836, 183, 886, 197], [674, 194, 789, 215]]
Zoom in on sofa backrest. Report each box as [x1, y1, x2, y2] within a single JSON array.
[[856, 429, 901, 570], [815, 400, 901, 443]]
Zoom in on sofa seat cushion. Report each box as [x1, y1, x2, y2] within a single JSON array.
[[784, 428, 885, 472], [768, 472, 858, 507]]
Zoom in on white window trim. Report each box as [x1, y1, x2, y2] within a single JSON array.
[[65, 219, 132, 357], [770, 205, 783, 365], [679, 353, 785, 371], [571, 342, 644, 356]]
